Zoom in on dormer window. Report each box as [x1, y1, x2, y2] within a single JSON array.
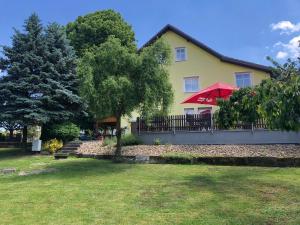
[[175, 47, 187, 61]]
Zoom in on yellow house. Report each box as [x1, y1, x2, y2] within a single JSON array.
[[140, 24, 271, 116], [118, 25, 272, 132]]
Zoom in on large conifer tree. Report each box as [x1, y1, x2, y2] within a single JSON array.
[[0, 14, 85, 140]]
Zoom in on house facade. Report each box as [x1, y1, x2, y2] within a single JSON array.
[[140, 24, 271, 116], [118, 25, 272, 132]]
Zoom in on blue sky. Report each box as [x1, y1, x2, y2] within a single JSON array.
[[1, 0, 300, 66]]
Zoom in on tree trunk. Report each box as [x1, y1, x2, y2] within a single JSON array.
[[22, 125, 28, 150], [94, 120, 99, 137], [22, 126, 28, 144], [9, 129, 14, 139], [115, 115, 122, 158]]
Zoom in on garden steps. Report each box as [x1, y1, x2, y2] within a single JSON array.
[[59, 141, 83, 156]]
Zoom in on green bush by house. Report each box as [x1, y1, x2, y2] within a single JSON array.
[[102, 137, 117, 147], [45, 123, 80, 143], [121, 134, 142, 146]]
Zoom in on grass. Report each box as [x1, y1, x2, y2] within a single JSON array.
[[0, 148, 299, 225]]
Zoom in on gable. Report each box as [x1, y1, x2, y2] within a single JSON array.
[[141, 24, 272, 74]]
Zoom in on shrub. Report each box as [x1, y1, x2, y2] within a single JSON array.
[[214, 100, 235, 129], [153, 138, 161, 145], [216, 87, 260, 129], [43, 138, 63, 154], [121, 134, 142, 146], [51, 123, 80, 143], [0, 132, 6, 141], [102, 137, 117, 147]]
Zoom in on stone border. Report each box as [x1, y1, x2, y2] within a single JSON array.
[[76, 154, 300, 167]]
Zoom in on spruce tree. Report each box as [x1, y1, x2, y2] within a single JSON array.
[[42, 22, 86, 122], [0, 13, 47, 126], [0, 14, 85, 140]]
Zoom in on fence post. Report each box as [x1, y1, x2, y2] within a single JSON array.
[[251, 122, 254, 134], [173, 115, 176, 135]]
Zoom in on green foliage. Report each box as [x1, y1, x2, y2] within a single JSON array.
[[153, 138, 161, 145], [77, 36, 173, 156], [102, 137, 117, 147], [121, 134, 142, 146], [43, 138, 63, 154], [77, 37, 138, 119], [0, 14, 86, 127], [215, 87, 260, 129], [267, 57, 299, 81], [137, 38, 174, 118], [50, 123, 80, 143], [215, 99, 235, 129], [27, 126, 42, 140], [258, 75, 300, 131], [69, 10, 173, 156], [216, 56, 300, 131], [257, 57, 300, 130], [66, 10, 136, 56], [0, 132, 6, 141]]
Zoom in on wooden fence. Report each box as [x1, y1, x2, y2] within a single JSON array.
[[136, 114, 268, 133]]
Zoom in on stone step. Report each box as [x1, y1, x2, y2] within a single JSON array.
[[63, 144, 81, 148], [58, 141, 82, 155], [61, 146, 78, 150], [68, 141, 83, 144], [61, 149, 76, 153]]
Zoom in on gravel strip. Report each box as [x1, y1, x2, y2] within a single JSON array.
[[77, 141, 300, 158]]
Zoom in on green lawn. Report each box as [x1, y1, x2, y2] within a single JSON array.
[[0, 148, 299, 225]]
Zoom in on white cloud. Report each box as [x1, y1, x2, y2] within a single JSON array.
[[276, 51, 288, 59], [274, 35, 300, 59], [271, 21, 300, 34]]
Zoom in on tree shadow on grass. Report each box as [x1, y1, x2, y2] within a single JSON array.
[[7, 158, 134, 182], [183, 168, 283, 200], [0, 147, 30, 161]]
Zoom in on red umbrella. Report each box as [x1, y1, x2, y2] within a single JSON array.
[[181, 82, 238, 106]]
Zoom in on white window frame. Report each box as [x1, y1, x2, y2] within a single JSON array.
[[183, 76, 200, 93], [234, 72, 252, 88], [175, 47, 187, 62], [184, 108, 195, 115]]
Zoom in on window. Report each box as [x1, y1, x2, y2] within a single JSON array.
[[184, 108, 195, 115], [175, 47, 187, 61], [184, 76, 199, 92], [235, 72, 252, 88]]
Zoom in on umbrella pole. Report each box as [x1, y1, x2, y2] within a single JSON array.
[[210, 112, 214, 133]]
